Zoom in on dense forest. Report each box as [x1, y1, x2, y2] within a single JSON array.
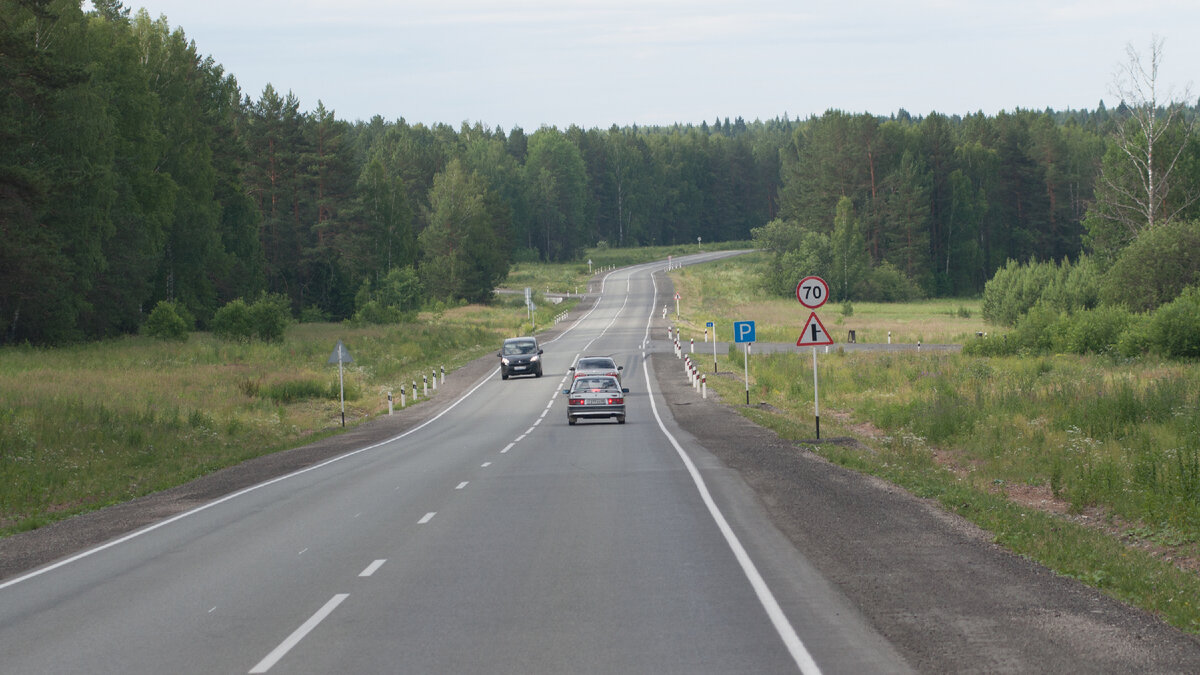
[[3, 1, 1198, 345]]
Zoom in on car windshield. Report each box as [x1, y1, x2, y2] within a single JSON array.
[[504, 341, 535, 356], [573, 377, 616, 392], [576, 358, 615, 370]]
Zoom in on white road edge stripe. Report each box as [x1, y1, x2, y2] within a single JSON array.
[[359, 559, 386, 577], [248, 593, 348, 673], [641, 265, 822, 675]]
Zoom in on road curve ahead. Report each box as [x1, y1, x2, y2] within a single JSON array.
[[0, 252, 905, 674]]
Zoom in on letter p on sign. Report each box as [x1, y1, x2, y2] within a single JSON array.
[[733, 321, 756, 343]]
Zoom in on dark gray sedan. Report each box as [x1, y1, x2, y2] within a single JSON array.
[[563, 375, 628, 425]]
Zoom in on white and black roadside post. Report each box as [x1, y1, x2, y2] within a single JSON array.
[[431, 368, 438, 391], [674, 292, 680, 318], [327, 340, 354, 427], [796, 276, 834, 439], [412, 380, 418, 401], [440, 365, 445, 385], [400, 384, 406, 408], [388, 391, 393, 415], [423, 374, 428, 397]]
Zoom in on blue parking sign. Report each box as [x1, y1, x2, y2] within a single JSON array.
[[733, 321, 756, 343]]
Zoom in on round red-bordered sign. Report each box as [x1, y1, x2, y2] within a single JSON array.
[[796, 276, 829, 309]]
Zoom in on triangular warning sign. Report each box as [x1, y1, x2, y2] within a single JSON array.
[[797, 312, 834, 346]]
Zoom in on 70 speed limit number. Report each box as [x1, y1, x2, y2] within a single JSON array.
[[796, 276, 830, 309]]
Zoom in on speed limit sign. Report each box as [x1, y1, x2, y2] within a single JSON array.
[[796, 276, 829, 309]]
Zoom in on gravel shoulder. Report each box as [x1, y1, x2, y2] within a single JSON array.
[[4, 282, 1200, 672]]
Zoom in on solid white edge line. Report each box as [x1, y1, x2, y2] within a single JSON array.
[[359, 559, 386, 577], [248, 593, 348, 674], [641, 266, 822, 675]]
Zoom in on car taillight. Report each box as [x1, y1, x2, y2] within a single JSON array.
[[569, 398, 585, 405], [607, 397, 623, 405], [606, 371, 618, 377]]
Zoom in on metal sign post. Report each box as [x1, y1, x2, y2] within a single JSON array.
[[327, 340, 355, 427], [707, 321, 717, 373], [733, 321, 755, 405], [796, 277, 832, 439], [812, 347, 820, 438]]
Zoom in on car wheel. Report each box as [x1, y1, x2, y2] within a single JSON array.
[[535, 368, 543, 378], [617, 415, 626, 424], [501, 371, 508, 380], [568, 416, 577, 425]]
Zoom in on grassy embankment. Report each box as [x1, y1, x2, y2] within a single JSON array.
[[0, 242, 745, 538], [669, 252, 1200, 635]]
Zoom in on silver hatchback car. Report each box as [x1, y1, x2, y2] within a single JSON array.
[[563, 375, 629, 425]]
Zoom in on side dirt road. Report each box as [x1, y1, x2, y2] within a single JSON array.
[[4, 286, 1200, 672]]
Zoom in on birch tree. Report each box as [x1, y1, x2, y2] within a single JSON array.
[[1086, 38, 1198, 258]]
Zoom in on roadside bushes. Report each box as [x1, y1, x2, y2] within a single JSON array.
[[966, 286, 1200, 359], [141, 301, 192, 341], [210, 293, 291, 342], [982, 257, 1100, 326], [352, 266, 423, 325]]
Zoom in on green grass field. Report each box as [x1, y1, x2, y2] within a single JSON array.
[[674, 254, 1200, 635], [0, 242, 747, 536]]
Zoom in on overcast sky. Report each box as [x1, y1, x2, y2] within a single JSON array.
[[115, 0, 1199, 130]]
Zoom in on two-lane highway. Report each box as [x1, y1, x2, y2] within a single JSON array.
[[0, 253, 906, 673]]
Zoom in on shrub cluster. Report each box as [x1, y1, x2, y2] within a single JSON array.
[[981, 257, 1100, 326], [352, 266, 423, 325], [966, 286, 1200, 359], [141, 300, 193, 341], [210, 293, 292, 342]]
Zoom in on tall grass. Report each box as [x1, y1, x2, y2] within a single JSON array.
[[671, 252, 986, 344], [0, 299, 574, 535], [682, 260, 1200, 634]]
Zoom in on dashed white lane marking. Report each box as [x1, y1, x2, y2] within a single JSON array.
[[501, 443, 514, 454], [249, 593, 349, 673], [456, 481, 469, 490], [515, 434, 527, 442], [359, 560, 386, 577], [481, 462, 492, 468], [524, 426, 536, 435], [418, 512, 436, 524], [297, 549, 307, 556]]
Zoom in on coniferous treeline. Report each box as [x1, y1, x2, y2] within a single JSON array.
[[4, 1, 1193, 345]]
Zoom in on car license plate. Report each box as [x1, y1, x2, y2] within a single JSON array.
[[513, 365, 526, 371], [587, 399, 604, 405]]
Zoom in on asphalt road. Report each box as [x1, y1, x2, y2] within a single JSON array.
[[0, 252, 903, 674], [3, 251, 1199, 673]]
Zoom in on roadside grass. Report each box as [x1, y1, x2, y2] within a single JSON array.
[[679, 262, 1200, 635], [669, 251, 986, 344], [0, 295, 581, 537], [0, 242, 720, 538]]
